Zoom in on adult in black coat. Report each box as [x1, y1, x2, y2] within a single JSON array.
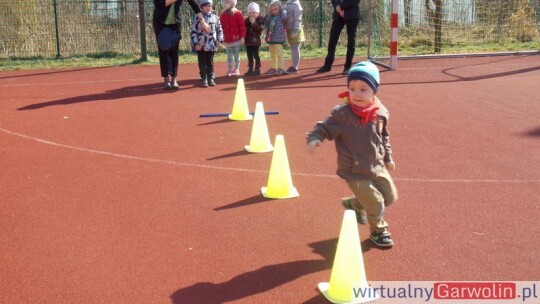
[[316, 0, 361, 75], [153, 0, 210, 89]]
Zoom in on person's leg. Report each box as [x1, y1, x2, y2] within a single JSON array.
[[341, 196, 367, 224], [266, 44, 277, 74], [169, 39, 180, 88], [373, 169, 399, 208], [276, 44, 284, 71], [158, 48, 169, 78], [318, 18, 345, 72], [344, 18, 360, 73], [207, 52, 216, 86], [197, 51, 206, 81], [346, 179, 393, 247], [226, 47, 234, 76], [245, 46, 254, 75], [253, 46, 261, 74], [198, 51, 208, 87], [289, 42, 301, 71], [153, 22, 170, 84], [233, 45, 241, 75]]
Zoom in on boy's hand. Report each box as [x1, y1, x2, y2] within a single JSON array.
[[194, 44, 202, 51], [200, 20, 211, 33], [385, 161, 396, 171], [308, 140, 321, 153]]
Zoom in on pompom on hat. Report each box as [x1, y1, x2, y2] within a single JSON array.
[[199, 0, 213, 7], [223, 0, 237, 8], [268, 0, 282, 8], [347, 61, 380, 93], [247, 2, 260, 13]]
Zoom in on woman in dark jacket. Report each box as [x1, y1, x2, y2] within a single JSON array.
[[153, 0, 210, 89], [316, 0, 361, 75]]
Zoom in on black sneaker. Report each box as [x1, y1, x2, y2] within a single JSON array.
[[342, 68, 350, 75], [316, 66, 331, 73], [286, 67, 298, 74], [370, 230, 394, 247], [201, 79, 208, 88], [208, 78, 216, 86], [341, 196, 367, 224]]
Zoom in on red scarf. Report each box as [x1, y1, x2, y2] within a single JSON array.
[[338, 91, 379, 124]]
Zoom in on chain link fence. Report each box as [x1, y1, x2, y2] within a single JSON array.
[[0, 0, 538, 59], [370, 0, 540, 59]]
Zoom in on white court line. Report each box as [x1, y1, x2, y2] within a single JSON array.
[[1, 126, 539, 184]]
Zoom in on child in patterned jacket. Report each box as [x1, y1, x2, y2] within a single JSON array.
[[264, 0, 288, 75], [190, 0, 223, 87]]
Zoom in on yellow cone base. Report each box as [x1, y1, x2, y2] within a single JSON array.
[[245, 144, 273, 153], [260, 186, 299, 199], [228, 113, 253, 121], [318, 282, 377, 304]]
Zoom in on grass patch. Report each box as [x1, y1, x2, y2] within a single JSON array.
[[1, 42, 538, 71], [0, 45, 361, 71]]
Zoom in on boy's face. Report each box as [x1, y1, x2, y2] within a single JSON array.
[[202, 4, 212, 12], [248, 11, 259, 18], [271, 5, 280, 15], [348, 79, 376, 107]]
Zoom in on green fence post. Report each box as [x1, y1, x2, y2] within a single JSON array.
[[53, 0, 61, 58], [139, 0, 147, 61], [318, 0, 323, 47]]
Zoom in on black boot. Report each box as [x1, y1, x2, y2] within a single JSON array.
[[253, 65, 261, 76], [207, 73, 216, 86], [201, 75, 208, 88], [244, 66, 254, 76]]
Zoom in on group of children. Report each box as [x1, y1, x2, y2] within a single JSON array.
[[190, 0, 398, 248], [189, 0, 304, 87]]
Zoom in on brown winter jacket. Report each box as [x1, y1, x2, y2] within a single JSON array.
[[306, 101, 393, 180], [244, 16, 265, 46]]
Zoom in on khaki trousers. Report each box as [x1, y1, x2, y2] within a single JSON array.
[[346, 169, 398, 233]]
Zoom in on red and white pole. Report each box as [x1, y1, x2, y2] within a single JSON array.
[[390, 0, 399, 69]]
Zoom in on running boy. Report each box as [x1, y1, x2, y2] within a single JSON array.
[[306, 61, 398, 247]]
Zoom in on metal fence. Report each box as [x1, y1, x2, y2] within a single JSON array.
[[0, 0, 538, 59]]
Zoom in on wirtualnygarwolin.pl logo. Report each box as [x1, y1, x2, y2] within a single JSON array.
[[350, 281, 538, 303]]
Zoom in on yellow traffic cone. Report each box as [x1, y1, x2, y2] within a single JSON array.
[[228, 78, 253, 121], [245, 101, 273, 153], [318, 210, 378, 303], [261, 134, 299, 199]]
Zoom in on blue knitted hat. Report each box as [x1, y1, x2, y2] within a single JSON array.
[[347, 61, 380, 93]]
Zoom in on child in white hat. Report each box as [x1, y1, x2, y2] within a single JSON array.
[[307, 61, 398, 248], [244, 2, 265, 76]]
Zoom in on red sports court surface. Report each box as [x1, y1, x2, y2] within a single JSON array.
[[1, 55, 539, 303]]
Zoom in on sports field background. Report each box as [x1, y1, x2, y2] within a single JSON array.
[[1, 55, 539, 303]]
